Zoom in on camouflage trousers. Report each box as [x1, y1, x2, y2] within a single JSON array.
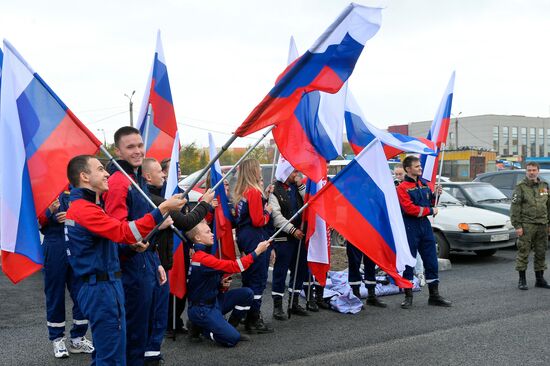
[[516, 223, 549, 272]]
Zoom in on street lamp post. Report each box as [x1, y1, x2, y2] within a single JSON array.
[[97, 128, 107, 146], [124, 90, 136, 127], [452, 112, 462, 148]]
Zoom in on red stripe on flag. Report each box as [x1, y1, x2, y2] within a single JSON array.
[[436, 117, 451, 147], [145, 131, 174, 162], [27, 113, 100, 216], [169, 244, 186, 299], [273, 115, 327, 183], [306, 66, 344, 94], [309, 183, 412, 288], [1, 251, 42, 284], [149, 81, 178, 138]]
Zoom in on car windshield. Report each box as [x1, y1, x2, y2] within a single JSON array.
[[437, 191, 462, 205], [463, 184, 507, 203]]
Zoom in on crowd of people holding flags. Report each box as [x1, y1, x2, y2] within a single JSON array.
[[0, 3, 463, 365]]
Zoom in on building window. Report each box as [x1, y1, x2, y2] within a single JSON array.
[[530, 127, 536, 156], [492, 126, 499, 152], [511, 127, 518, 155], [539, 128, 544, 157], [502, 126, 509, 155], [521, 127, 528, 157]]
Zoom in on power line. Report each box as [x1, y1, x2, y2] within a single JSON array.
[[76, 105, 126, 113], [177, 122, 264, 141], [88, 110, 128, 125]]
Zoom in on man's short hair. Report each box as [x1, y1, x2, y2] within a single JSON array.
[[526, 161, 540, 170], [142, 158, 158, 174], [67, 155, 94, 187], [114, 126, 140, 147], [185, 220, 207, 243], [403, 156, 420, 170]]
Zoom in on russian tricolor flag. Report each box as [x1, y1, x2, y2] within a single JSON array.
[[307, 139, 415, 288], [164, 131, 186, 299], [422, 72, 455, 183], [0, 40, 101, 283], [344, 89, 437, 159], [273, 37, 345, 183], [137, 30, 178, 162], [235, 4, 382, 138], [304, 179, 331, 287], [207, 134, 236, 260]]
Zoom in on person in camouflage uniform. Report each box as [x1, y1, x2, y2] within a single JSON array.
[[511, 161, 550, 290]]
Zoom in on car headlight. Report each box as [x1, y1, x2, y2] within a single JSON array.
[[505, 220, 514, 229], [458, 223, 485, 233]]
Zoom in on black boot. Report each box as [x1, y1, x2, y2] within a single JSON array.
[[305, 285, 319, 312], [272, 296, 287, 321], [535, 271, 550, 288], [401, 288, 413, 309], [186, 320, 202, 343], [518, 270, 528, 290], [244, 311, 274, 334], [351, 286, 362, 300], [428, 283, 452, 307], [315, 285, 330, 310], [289, 294, 309, 316], [366, 286, 387, 308], [228, 313, 241, 328]]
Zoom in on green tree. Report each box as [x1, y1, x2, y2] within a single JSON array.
[[179, 142, 201, 175]]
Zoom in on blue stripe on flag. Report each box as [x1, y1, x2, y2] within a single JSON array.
[[152, 55, 173, 104]]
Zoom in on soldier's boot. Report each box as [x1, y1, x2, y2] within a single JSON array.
[[535, 271, 550, 289], [351, 286, 365, 310], [272, 296, 287, 321], [245, 311, 274, 334], [228, 313, 242, 328], [315, 285, 330, 310], [400, 288, 413, 309], [289, 294, 309, 316], [305, 285, 319, 312], [518, 270, 528, 290], [366, 286, 387, 308], [186, 320, 202, 343], [427, 283, 452, 307]]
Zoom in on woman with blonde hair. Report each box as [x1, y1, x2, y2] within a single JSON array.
[[230, 158, 274, 334]]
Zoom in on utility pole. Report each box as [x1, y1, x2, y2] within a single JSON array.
[[453, 112, 462, 148], [124, 90, 136, 127]]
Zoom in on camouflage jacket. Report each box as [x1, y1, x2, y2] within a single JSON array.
[[510, 177, 550, 228]]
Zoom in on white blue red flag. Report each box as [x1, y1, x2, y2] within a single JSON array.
[[304, 178, 331, 286], [272, 37, 346, 182], [163, 131, 186, 298], [344, 89, 436, 158], [207, 133, 236, 260], [0, 40, 101, 283], [307, 139, 415, 288], [421, 72, 455, 183], [235, 4, 382, 139], [0, 47, 3, 92], [137, 30, 178, 161]]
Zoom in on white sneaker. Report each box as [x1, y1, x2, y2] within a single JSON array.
[[418, 273, 426, 287], [53, 337, 69, 358], [67, 336, 95, 354]]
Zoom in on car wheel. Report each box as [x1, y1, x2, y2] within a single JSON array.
[[434, 232, 450, 259], [330, 229, 346, 247], [474, 249, 497, 257]]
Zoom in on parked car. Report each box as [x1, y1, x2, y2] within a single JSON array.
[[432, 191, 517, 259], [441, 182, 510, 216], [473, 169, 550, 198], [178, 164, 275, 204]]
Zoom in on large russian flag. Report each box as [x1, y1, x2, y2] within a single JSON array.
[[304, 178, 331, 286], [164, 131, 186, 299], [273, 37, 346, 182], [344, 89, 436, 159], [207, 134, 236, 260], [421, 72, 455, 184], [0, 40, 101, 283], [307, 139, 415, 288], [235, 4, 382, 137], [136, 30, 178, 162]]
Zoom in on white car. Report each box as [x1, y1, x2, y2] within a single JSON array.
[[431, 191, 517, 258]]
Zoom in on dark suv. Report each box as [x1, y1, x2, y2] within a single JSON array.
[[473, 169, 550, 198]]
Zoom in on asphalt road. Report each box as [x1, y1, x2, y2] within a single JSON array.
[[2, 248, 550, 366]]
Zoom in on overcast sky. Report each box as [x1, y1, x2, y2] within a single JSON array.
[[1, 0, 549, 147]]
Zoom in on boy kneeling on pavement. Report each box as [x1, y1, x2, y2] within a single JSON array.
[[186, 221, 271, 346]]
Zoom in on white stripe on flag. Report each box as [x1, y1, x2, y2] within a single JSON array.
[[307, 180, 329, 265], [164, 131, 180, 199]]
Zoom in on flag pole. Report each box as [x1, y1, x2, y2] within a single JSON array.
[[269, 144, 279, 185], [434, 143, 446, 206], [143, 103, 152, 157], [99, 145, 185, 241], [287, 221, 305, 319]]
